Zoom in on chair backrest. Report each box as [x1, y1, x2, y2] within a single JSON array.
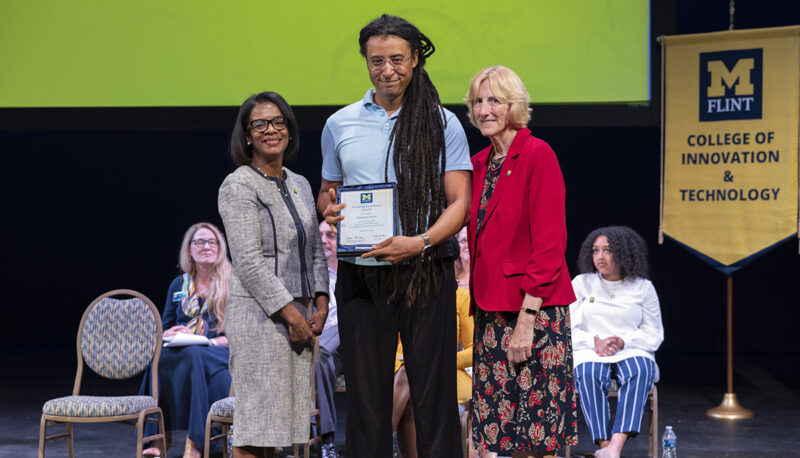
[[78, 289, 162, 381]]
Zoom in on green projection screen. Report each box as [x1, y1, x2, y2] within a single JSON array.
[[0, 1, 650, 107]]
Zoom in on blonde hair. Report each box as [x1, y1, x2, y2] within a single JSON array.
[[178, 222, 232, 333], [464, 65, 532, 130]]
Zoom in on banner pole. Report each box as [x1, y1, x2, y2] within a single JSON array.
[[707, 274, 754, 419], [726, 275, 733, 394], [729, 0, 735, 31], [658, 36, 665, 245]]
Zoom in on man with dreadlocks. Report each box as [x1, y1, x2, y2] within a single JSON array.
[[317, 14, 471, 458]]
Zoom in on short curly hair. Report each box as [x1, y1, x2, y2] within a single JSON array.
[[577, 226, 650, 279]]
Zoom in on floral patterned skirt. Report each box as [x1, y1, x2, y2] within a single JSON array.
[[471, 305, 578, 453]]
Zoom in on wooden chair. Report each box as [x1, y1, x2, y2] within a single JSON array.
[[38, 289, 167, 458], [565, 382, 658, 458], [204, 337, 322, 458], [204, 386, 234, 458]]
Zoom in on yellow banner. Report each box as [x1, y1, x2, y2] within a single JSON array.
[[661, 26, 799, 267]]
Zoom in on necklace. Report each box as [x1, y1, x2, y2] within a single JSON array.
[[253, 165, 290, 197], [597, 272, 623, 299], [256, 164, 281, 178], [489, 154, 505, 173]]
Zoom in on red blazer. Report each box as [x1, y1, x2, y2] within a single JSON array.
[[468, 128, 576, 312]]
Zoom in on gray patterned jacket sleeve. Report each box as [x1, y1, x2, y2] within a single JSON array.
[[218, 171, 293, 316]]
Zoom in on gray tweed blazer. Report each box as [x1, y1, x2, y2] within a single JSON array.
[[218, 165, 328, 316]]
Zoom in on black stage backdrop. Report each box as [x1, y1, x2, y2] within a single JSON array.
[[1, 0, 798, 358]]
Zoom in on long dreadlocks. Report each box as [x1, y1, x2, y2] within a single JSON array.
[[359, 15, 448, 307]]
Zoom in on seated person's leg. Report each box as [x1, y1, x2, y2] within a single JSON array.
[[178, 346, 229, 457], [595, 357, 657, 458], [574, 362, 613, 446], [392, 365, 417, 458], [316, 342, 339, 456], [611, 357, 656, 438], [208, 367, 232, 402]]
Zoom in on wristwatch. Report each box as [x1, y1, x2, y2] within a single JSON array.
[[418, 233, 433, 258]]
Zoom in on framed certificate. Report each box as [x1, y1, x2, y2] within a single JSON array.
[[336, 183, 397, 256]]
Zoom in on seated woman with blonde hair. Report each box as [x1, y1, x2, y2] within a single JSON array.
[[141, 222, 232, 458]]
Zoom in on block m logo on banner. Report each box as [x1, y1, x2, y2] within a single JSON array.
[[699, 48, 762, 121]]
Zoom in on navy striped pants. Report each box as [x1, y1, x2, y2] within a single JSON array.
[[574, 357, 655, 443]]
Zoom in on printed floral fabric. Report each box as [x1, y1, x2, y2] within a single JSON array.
[[475, 153, 505, 236], [471, 306, 578, 453]]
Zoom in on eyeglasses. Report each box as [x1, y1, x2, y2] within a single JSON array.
[[191, 238, 218, 248], [249, 117, 287, 133], [367, 55, 412, 71]]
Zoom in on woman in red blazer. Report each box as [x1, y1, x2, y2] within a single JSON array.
[[465, 66, 577, 458]]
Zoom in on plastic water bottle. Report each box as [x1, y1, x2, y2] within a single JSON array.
[[662, 425, 677, 457]]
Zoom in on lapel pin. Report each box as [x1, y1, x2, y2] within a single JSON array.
[[589, 297, 595, 303], [506, 170, 512, 176]]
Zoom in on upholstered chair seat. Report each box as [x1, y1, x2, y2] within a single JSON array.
[[208, 397, 235, 418], [43, 395, 157, 418]]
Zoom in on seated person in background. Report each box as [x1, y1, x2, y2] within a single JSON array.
[[452, 228, 493, 458], [316, 221, 343, 458], [569, 226, 664, 458], [141, 222, 232, 458], [392, 340, 415, 458], [454, 227, 470, 289], [393, 234, 475, 458]]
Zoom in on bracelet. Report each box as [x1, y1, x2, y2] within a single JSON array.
[[521, 307, 538, 316]]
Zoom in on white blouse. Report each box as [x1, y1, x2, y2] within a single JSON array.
[[569, 273, 664, 380]]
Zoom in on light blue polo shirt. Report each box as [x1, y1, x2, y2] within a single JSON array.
[[321, 89, 472, 264]]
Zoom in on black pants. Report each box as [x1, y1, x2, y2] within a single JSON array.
[[336, 260, 462, 458]]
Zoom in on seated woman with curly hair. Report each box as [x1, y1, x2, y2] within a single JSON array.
[[569, 226, 664, 458]]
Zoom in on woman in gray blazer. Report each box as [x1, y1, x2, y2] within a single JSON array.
[[218, 91, 329, 458]]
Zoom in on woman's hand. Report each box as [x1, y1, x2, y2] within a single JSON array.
[[362, 236, 425, 264], [279, 303, 314, 346], [163, 325, 191, 338], [507, 294, 543, 364], [594, 335, 624, 356], [507, 319, 535, 364], [307, 296, 329, 336], [209, 336, 229, 347], [322, 188, 346, 233]]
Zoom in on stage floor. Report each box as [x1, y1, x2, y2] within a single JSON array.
[[2, 340, 798, 457]]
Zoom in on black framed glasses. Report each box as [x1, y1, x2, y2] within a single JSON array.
[[249, 116, 287, 133]]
